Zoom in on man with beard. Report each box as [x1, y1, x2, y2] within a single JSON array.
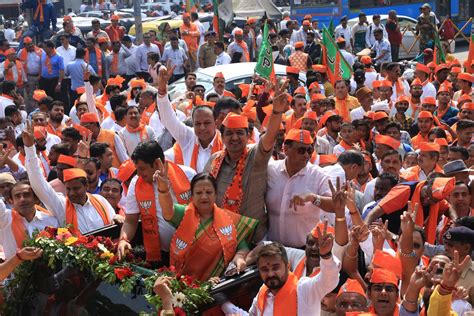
[[390, 96, 413, 131], [318, 110, 342, 152], [333, 80, 360, 122], [228, 28, 250, 63], [49, 154, 76, 195], [46, 101, 66, 138], [15, 127, 51, 178], [361, 172, 398, 219], [436, 83, 458, 123], [83, 157, 100, 194], [0, 180, 59, 259], [405, 78, 424, 119], [119, 106, 156, 155], [101, 94, 128, 133], [367, 269, 400, 315], [300, 111, 331, 154], [89, 142, 117, 184], [304, 31, 319, 63], [23, 122, 118, 235], [402, 142, 443, 181]]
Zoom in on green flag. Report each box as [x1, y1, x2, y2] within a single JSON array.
[[255, 22, 274, 80], [433, 31, 446, 64], [328, 18, 335, 37], [321, 27, 351, 83]]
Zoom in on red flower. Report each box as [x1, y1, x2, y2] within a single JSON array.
[[114, 267, 134, 280], [36, 230, 52, 239], [104, 237, 114, 249], [181, 275, 194, 286], [168, 266, 176, 273], [45, 227, 58, 235], [109, 256, 118, 265], [74, 236, 89, 246], [174, 307, 186, 316], [85, 239, 99, 250]]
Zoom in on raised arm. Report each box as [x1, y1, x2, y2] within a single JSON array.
[[84, 68, 100, 117], [261, 79, 289, 152], [154, 159, 174, 221], [399, 203, 420, 296]]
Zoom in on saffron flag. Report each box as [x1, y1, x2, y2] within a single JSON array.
[[433, 30, 446, 65], [467, 32, 474, 73], [255, 22, 275, 81], [321, 27, 352, 84], [213, 0, 221, 39]]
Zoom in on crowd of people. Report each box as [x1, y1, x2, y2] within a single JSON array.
[[0, 2, 473, 315]]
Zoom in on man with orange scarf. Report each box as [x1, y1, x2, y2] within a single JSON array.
[[401, 142, 444, 181], [105, 15, 125, 43], [117, 140, 195, 265], [365, 176, 457, 244], [118, 106, 156, 155], [0, 181, 59, 259], [84, 37, 106, 80], [179, 13, 200, 71], [16, 36, 43, 112], [227, 28, 250, 63], [411, 111, 434, 150], [39, 40, 64, 100], [22, 122, 117, 235], [333, 79, 360, 122], [0, 49, 26, 91]]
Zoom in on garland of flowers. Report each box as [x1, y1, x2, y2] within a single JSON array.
[[3, 227, 213, 315]]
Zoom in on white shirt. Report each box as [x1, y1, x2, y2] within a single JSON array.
[[100, 116, 124, 133], [125, 166, 196, 251], [289, 27, 306, 46], [56, 45, 77, 78], [421, 81, 437, 99], [118, 125, 156, 156], [363, 177, 377, 205], [215, 51, 232, 66], [366, 23, 388, 47], [266, 160, 331, 248], [149, 110, 186, 139], [350, 106, 367, 121], [0, 199, 59, 259], [391, 79, 411, 103], [16, 48, 43, 75], [135, 43, 160, 72], [248, 256, 341, 316], [157, 95, 217, 173], [4, 28, 15, 42], [340, 49, 354, 67], [46, 132, 61, 152], [124, 44, 138, 76], [0, 61, 27, 84], [161, 46, 188, 75], [334, 25, 352, 50], [24, 145, 116, 233]]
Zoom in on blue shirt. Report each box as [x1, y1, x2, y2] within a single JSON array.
[[40, 52, 64, 78], [65, 59, 96, 90]]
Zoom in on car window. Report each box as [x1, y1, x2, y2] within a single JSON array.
[[398, 18, 416, 30], [78, 13, 88, 17]]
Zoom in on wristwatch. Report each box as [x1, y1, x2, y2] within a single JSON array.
[[312, 195, 321, 207]]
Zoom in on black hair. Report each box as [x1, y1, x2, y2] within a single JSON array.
[[191, 105, 214, 120], [1, 81, 16, 95], [44, 40, 55, 48], [378, 172, 398, 187], [185, 72, 197, 80], [109, 94, 127, 111], [4, 105, 19, 118], [257, 242, 289, 266], [90, 142, 110, 158], [381, 149, 403, 162], [100, 178, 123, 194], [338, 150, 364, 166], [76, 48, 86, 59], [455, 216, 474, 231], [384, 121, 402, 132], [105, 84, 120, 95], [449, 146, 469, 160], [15, 135, 23, 148], [7, 180, 35, 201], [373, 28, 383, 35], [190, 173, 217, 194], [214, 41, 225, 50], [62, 127, 82, 141], [86, 157, 101, 170], [125, 105, 139, 115], [191, 11, 198, 20], [169, 35, 179, 42], [456, 119, 474, 131], [51, 143, 71, 156], [213, 97, 242, 119], [206, 92, 219, 101], [49, 100, 65, 112], [147, 52, 161, 63], [352, 118, 370, 128], [131, 141, 164, 166], [89, 75, 101, 85], [428, 127, 447, 139], [38, 96, 54, 108]]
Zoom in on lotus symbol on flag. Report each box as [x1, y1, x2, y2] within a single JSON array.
[[220, 225, 233, 240], [176, 238, 188, 251], [139, 200, 152, 214]]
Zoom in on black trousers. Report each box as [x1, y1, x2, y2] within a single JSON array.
[[39, 77, 59, 100], [61, 78, 72, 113]]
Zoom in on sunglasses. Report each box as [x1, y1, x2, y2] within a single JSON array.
[[294, 146, 314, 155]]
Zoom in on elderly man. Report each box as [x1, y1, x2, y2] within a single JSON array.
[[227, 28, 250, 63]]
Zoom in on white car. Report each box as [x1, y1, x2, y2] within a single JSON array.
[[70, 16, 111, 34], [168, 62, 306, 98], [348, 14, 455, 60]]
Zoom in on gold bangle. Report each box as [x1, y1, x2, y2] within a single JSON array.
[[336, 217, 346, 222], [160, 310, 175, 316]]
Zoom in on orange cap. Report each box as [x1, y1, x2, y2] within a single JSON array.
[[336, 37, 346, 43], [451, 67, 462, 73], [247, 17, 257, 24], [422, 97, 437, 105], [214, 71, 225, 79], [33, 126, 47, 140], [318, 154, 337, 165], [286, 66, 299, 75], [295, 41, 304, 49], [222, 113, 248, 129], [418, 110, 433, 119], [375, 134, 400, 150], [311, 93, 325, 102], [320, 110, 340, 126], [434, 138, 449, 147], [416, 63, 431, 74], [76, 86, 85, 94], [371, 250, 402, 280], [396, 95, 410, 104], [458, 94, 472, 104], [364, 111, 375, 120], [373, 80, 383, 89], [72, 124, 92, 138], [310, 222, 335, 239], [23, 36, 33, 44], [337, 278, 367, 299], [182, 12, 191, 18], [418, 142, 440, 153], [238, 83, 250, 98], [304, 14, 312, 20], [5, 48, 16, 55], [234, 28, 243, 35], [360, 55, 372, 65], [458, 72, 474, 83], [33, 89, 47, 102], [302, 20, 311, 26], [129, 78, 146, 89], [57, 154, 77, 167], [111, 14, 120, 21], [294, 86, 307, 96], [435, 63, 449, 73], [242, 107, 257, 121], [285, 129, 313, 145], [437, 82, 451, 93], [303, 110, 318, 121], [373, 111, 388, 121], [97, 37, 108, 44], [80, 113, 99, 123], [380, 80, 392, 88], [370, 268, 398, 286], [116, 159, 137, 183], [431, 176, 456, 200], [63, 168, 88, 182], [410, 78, 423, 86], [63, 16, 72, 22], [108, 75, 125, 88], [461, 102, 474, 110], [312, 64, 326, 73]]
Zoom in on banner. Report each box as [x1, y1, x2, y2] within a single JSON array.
[[218, 0, 234, 25], [321, 27, 352, 84], [433, 31, 446, 65], [213, 0, 221, 39], [255, 22, 275, 81]]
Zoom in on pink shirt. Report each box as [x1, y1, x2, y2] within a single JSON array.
[[266, 159, 332, 247]]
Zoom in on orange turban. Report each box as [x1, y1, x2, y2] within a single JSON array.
[[435, 63, 449, 73], [437, 83, 450, 93], [5, 48, 16, 55], [419, 142, 440, 153], [337, 278, 367, 299], [310, 222, 335, 239], [222, 113, 249, 129], [63, 168, 88, 182], [80, 113, 99, 123], [117, 159, 137, 183], [421, 97, 437, 105], [303, 111, 317, 121], [33, 126, 47, 140], [372, 80, 382, 88], [108, 75, 125, 88], [97, 37, 108, 44], [434, 138, 448, 147], [371, 250, 402, 280], [451, 66, 462, 73], [111, 14, 120, 21], [375, 135, 400, 150], [418, 111, 433, 119], [431, 176, 456, 200], [373, 111, 388, 121], [33, 90, 47, 102], [416, 63, 431, 74], [370, 268, 398, 286], [285, 129, 313, 145], [57, 154, 77, 167]]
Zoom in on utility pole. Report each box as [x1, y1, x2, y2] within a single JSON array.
[[133, 0, 143, 44]]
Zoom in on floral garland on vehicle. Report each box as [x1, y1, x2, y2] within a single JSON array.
[[3, 227, 213, 315]]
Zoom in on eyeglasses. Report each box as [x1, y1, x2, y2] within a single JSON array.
[[336, 301, 365, 309], [371, 284, 397, 293], [295, 146, 314, 155]]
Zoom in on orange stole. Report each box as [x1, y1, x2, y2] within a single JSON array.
[[411, 133, 430, 150], [125, 124, 149, 142], [172, 133, 223, 171], [167, 161, 192, 204], [170, 204, 238, 281], [257, 271, 298, 316], [369, 304, 400, 315], [293, 257, 320, 279], [11, 205, 51, 248], [411, 181, 443, 244], [65, 193, 111, 236], [46, 123, 63, 138], [97, 129, 120, 168], [85, 47, 103, 77], [19, 152, 49, 178], [140, 103, 156, 125], [402, 165, 443, 181], [3, 60, 25, 87]]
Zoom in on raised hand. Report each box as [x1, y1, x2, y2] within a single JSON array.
[[21, 120, 35, 148], [441, 250, 470, 289], [410, 261, 437, 290], [153, 159, 170, 192], [157, 60, 176, 95], [329, 177, 347, 216], [400, 202, 418, 233], [77, 133, 92, 158], [271, 79, 289, 113], [153, 275, 173, 299], [350, 224, 370, 244], [317, 220, 334, 256]]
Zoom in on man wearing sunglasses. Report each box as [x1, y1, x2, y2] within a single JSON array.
[[266, 129, 334, 249]]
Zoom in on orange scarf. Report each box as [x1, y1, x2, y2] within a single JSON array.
[[34, 0, 46, 22], [3, 60, 24, 87], [293, 258, 320, 279], [19, 151, 49, 178], [339, 140, 354, 150], [46, 122, 63, 138], [209, 147, 249, 213], [173, 132, 223, 171], [285, 113, 300, 133], [411, 181, 441, 244], [125, 124, 149, 142], [335, 96, 350, 122], [85, 47, 103, 77], [409, 98, 421, 119], [140, 103, 156, 125], [257, 271, 298, 316], [19, 46, 43, 74], [170, 203, 237, 273], [11, 205, 51, 248], [235, 40, 250, 62], [111, 51, 119, 74], [135, 163, 191, 262], [65, 193, 111, 236], [45, 49, 57, 75], [394, 78, 404, 97], [411, 132, 430, 150], [436, 104, 450, 120]]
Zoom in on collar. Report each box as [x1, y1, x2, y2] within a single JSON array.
[[281, 159, 310, 176]]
